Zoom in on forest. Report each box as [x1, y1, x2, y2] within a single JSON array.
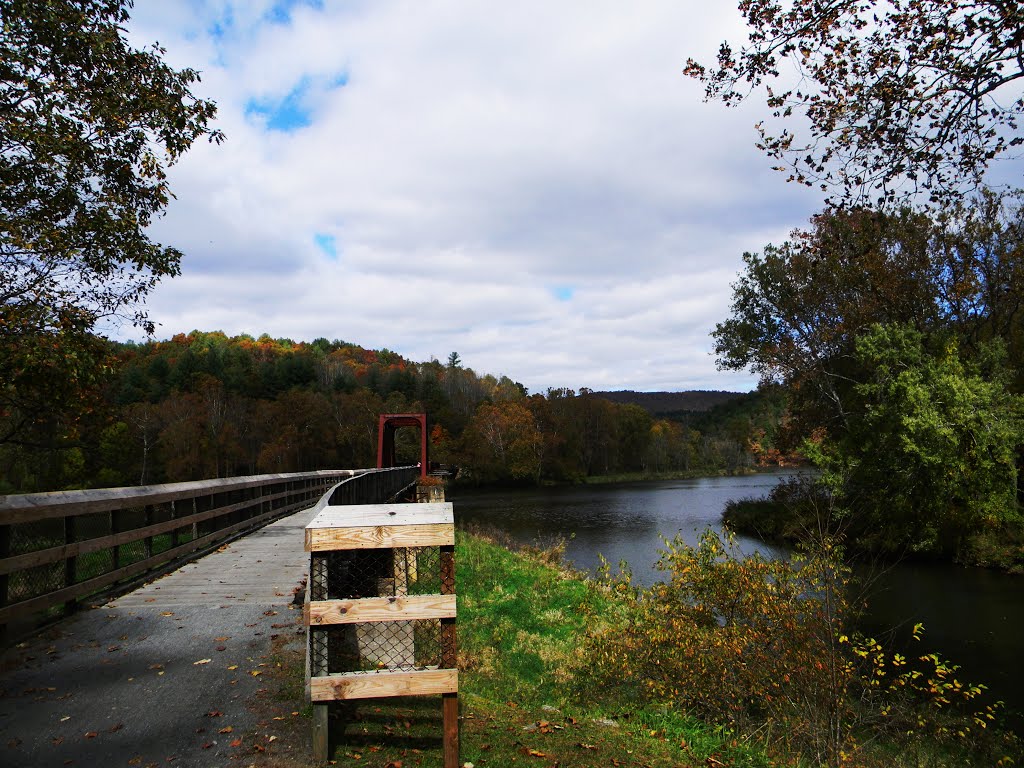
[[0, 330, 787, 495]]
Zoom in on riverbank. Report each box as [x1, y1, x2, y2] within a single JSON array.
[[723, 494, 1024, 574], [294, 527, 773, 767], [449, 465, 769, 492], [277, 526, 1018, 766]]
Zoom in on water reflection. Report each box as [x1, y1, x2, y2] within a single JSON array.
[[452, 474, 789, 583], [450, 474, 1023, 728]]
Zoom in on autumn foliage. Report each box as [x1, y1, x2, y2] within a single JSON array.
[[585, 529, 1013, 766], [0, 330, 782, 493]]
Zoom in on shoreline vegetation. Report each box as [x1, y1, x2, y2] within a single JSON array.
[[308, 527, 1020, 766], [722, 481, 1024, 575]]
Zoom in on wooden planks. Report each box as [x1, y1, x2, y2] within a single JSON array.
[[309, 668, 458, 701], [305, 523, 453, 551], [306, 502, 453, 529], [304, 496, 459, 765], [305, 594, 456, 625]]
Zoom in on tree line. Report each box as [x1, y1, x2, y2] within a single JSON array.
[[0, 330, 784, 494]]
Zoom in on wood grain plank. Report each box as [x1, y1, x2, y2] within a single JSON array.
[[305, 523, 454, 551], [306, 502, 453, 530], [309, 668, 458, 701], [305, 594, 456, 625]]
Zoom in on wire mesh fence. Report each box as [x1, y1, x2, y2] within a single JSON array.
[[309, 546, 450, 674]]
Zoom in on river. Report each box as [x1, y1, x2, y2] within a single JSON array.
[[449, 473, 1024, 727]]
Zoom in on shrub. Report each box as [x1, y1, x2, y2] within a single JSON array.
[[584, 528, 1015, 766]]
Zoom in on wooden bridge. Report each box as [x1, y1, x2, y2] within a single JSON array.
[[0, 465, 423, 767]]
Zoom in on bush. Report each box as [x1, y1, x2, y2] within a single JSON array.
[[584, 528, 1017, 766]]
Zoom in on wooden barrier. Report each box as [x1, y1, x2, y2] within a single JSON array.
[[305, 497, 458, 766], [0, 467, 419, 637]]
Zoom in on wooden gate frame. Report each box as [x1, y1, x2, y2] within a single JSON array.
[[304, 500, 458, 766]]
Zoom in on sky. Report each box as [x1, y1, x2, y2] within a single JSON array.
[[122, 0, 826, 395]]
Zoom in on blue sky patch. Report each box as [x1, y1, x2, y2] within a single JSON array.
[[551, 285, 575, 301], [265, 0, 324, 25], [245, 74, 347, 133], [245, 78, 312, 132], [314, 233, 338, 259], [207, 4, 234, 41]]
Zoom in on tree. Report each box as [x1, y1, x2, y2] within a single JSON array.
[[715, 202, 1024, 553], [808, 324, 1022, 554], [462, 401, 544, 483], [1, 0, 222, 446], [714, 206, 941, 433], [686, 1, 1024, 205]]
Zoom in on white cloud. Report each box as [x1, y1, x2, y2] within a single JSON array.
[[126, 0, 826, 393]]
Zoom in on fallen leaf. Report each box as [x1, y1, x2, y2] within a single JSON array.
[[52, 737, 64, 746], [201, 743, 213, 750], [215, 646, 226, 652], [60, 716, 71, 722], [262, 610, 277, 617], [107, 646, 120, 653], [229, 738, 242, 747], [193, 659, 212, 666], [268, 735, 277, 742], [525, 748, 547, 757], [160, 612, 174, 617], [205, 711, 222, 718], [227, 665, 238, 671], [250, 670, 262, 677], [84, 732, 98, 739], [144, 598, 155, 603], [218, 726, 233, 734], [214, 637, 229, 642], [108, 723, 123, 733], [128, 757, 142, 765]]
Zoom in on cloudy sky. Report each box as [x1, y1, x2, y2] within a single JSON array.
[[123, 0, 825, 394]]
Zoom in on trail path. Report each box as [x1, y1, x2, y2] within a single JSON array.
[[0, 505, 319, 767]]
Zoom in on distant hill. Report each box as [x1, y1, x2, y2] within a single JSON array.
[[592, 390, 746, 415]]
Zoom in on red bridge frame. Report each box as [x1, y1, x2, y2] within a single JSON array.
[[376, 413, 428, 478]]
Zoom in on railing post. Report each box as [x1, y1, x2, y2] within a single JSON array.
[[110, 509, 121, 571], [170, 500, 179, 547], [310, 552, 330, 760], [63, 515, 77, 613], [144, 505, 154, 559], [0, 522, 10, 644]]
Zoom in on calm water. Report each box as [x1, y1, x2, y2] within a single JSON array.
[[450, 474, 1024, 724]]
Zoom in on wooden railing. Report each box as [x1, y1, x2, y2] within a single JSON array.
[[0, 466, 420, 635]]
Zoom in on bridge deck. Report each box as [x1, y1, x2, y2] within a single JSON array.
[[0, 505, 319, 767]]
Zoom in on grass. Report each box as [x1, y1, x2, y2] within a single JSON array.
[[302, 526, 775, 767], [265, 526, 1020, 767]]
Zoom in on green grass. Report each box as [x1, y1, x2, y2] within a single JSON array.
[[319, 527, 775, 767]]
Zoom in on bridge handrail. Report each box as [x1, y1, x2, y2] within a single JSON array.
[[0, 466, 420, 635], [0, 469, 366, 523]]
